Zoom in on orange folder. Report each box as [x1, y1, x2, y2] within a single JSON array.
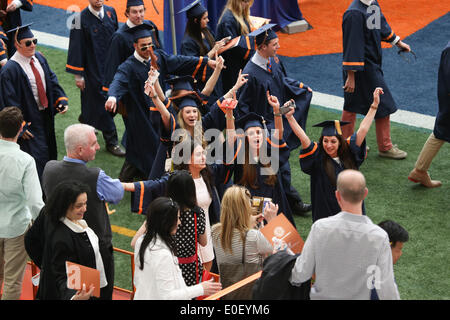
[[260, 213, 304, 254], [66, 261, 100, 298]]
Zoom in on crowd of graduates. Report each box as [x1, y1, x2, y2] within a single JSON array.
[[0, 0, 448, 301]]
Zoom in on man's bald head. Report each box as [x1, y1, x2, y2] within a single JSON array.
[[336, 169, 367, 204]]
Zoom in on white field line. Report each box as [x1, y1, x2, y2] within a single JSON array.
[[33, 29, 436, 131]]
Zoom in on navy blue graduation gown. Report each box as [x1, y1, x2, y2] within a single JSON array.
[[433, 41, 450, 143], [1, 0, 32, 56], [66, 5, 118, 132], [299, 134, 366, 222], [342, 0, 398, 118], [180, 30, 224, 105], [102, 20, 162, 90], [216, 9, 253, 93], [225, 135, 296, 227], [238, 57, 312, 150], [0, 51, 68, 179]]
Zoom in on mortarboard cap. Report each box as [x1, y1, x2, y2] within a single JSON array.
[[7, 23, 34, 42], [177, 0, 207, 19], [235, 112, 266, 132], [313, 120, 350, 136], [127, 0, 144, 7], [248, 23, 277, 46], [126, 23, 155, 42], [166, 76, 202, 110]]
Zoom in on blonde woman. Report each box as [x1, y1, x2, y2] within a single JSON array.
[[216, 0, 254, 92], [211, 185, 276, 298]]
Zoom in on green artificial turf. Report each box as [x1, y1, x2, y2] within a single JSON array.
[[37, 45, 449, 299]]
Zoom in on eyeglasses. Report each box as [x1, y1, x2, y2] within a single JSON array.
[[24, 38, 38, 47], [397, 49, 417, 64], [140, 43, 155, 52]]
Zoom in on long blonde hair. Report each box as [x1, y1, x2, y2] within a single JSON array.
[[212, 185, 253, 254], [220, 0, 254, 35]]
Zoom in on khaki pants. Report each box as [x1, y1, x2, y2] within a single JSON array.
[[415, 133, 445, 171], [341, 110, 393, 152], [0, 233, 28, 300]]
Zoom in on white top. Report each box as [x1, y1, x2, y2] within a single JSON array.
[[290, 211, 400, 300], [194, 177, 214, 263], [62, 218, 108, 288], [0, 139, 44, 238], [133, 235, 204, 300], [11, 51, 47, 110], [251, 51, 270, 71]]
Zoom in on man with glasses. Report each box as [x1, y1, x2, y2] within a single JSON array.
[[0, 24, 68, 180], [66, 0, 125, 158], [105, 23, 218, 182], [102, 0, 162, 92]]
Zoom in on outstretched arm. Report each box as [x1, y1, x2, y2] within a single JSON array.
[[267, 91, 283, 141], [355, 87, 383, 147], [285, 107, 311, 149]]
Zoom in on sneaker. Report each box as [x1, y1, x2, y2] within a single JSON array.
[[378, 144, 407, 159]]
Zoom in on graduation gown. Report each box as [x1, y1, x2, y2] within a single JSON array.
[[1, 0, 32, 56], [433, 41, 450, 142], [342, 0, 398, 118], [0, 51, 68, 179], [225, 134, 296, 227], [66, 5, 118, 132], [299, 134, 366, 222], [216, 9, 253, 93], [180, 28, 224, 104], [108, 52, 211, 177], [102, 20, 162, 90], [238, 57, 312, 150]]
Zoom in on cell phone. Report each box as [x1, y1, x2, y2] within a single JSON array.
[[280, 100, 296, 114], [223, 36, 232, 44]]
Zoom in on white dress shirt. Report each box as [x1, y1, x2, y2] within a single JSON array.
[[11, 51, 47, 110], [290, 211, 400, 300], [251, 51, 270, 72]]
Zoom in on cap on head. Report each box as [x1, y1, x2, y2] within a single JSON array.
[[166, 76, 200, 110], [248, 23, 277, 46], [8, 23, 34, 42], [126, 23, 155, 42], [126, 0, 144, 8], [235, 112, 266, 132], [177, 0, 207, 19], [313, 120, 350, 136]]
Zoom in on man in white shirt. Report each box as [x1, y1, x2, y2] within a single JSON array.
[[0, 106, 44, 300], [289, 169, 400, 300]]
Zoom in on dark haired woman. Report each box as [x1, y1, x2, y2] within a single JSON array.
[[25, 181, 107, 300], [133, 197, 221, 300], [179, 0, 227, 100], [286, 88, 383, 222], [130, 170, 208, 286]]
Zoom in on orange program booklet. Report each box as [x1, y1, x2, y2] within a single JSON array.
[[66, 261, 100, 298], [260, 214, 304, 254]]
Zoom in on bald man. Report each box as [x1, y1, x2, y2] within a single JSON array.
[[289, 169, 400, 300]]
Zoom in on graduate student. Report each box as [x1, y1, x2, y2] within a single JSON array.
[[66, 0, 124, 157], [237, 23, 313, 216], [286, 88, 384, 222], [0, 24, 68, 180], [105, 23, 218, 181], [225, 94, 296, 227], [216, 0, 254, 93], [341, 0, 411, 159], [179, 0, 227, 100], [102, 0, 162, 92]]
